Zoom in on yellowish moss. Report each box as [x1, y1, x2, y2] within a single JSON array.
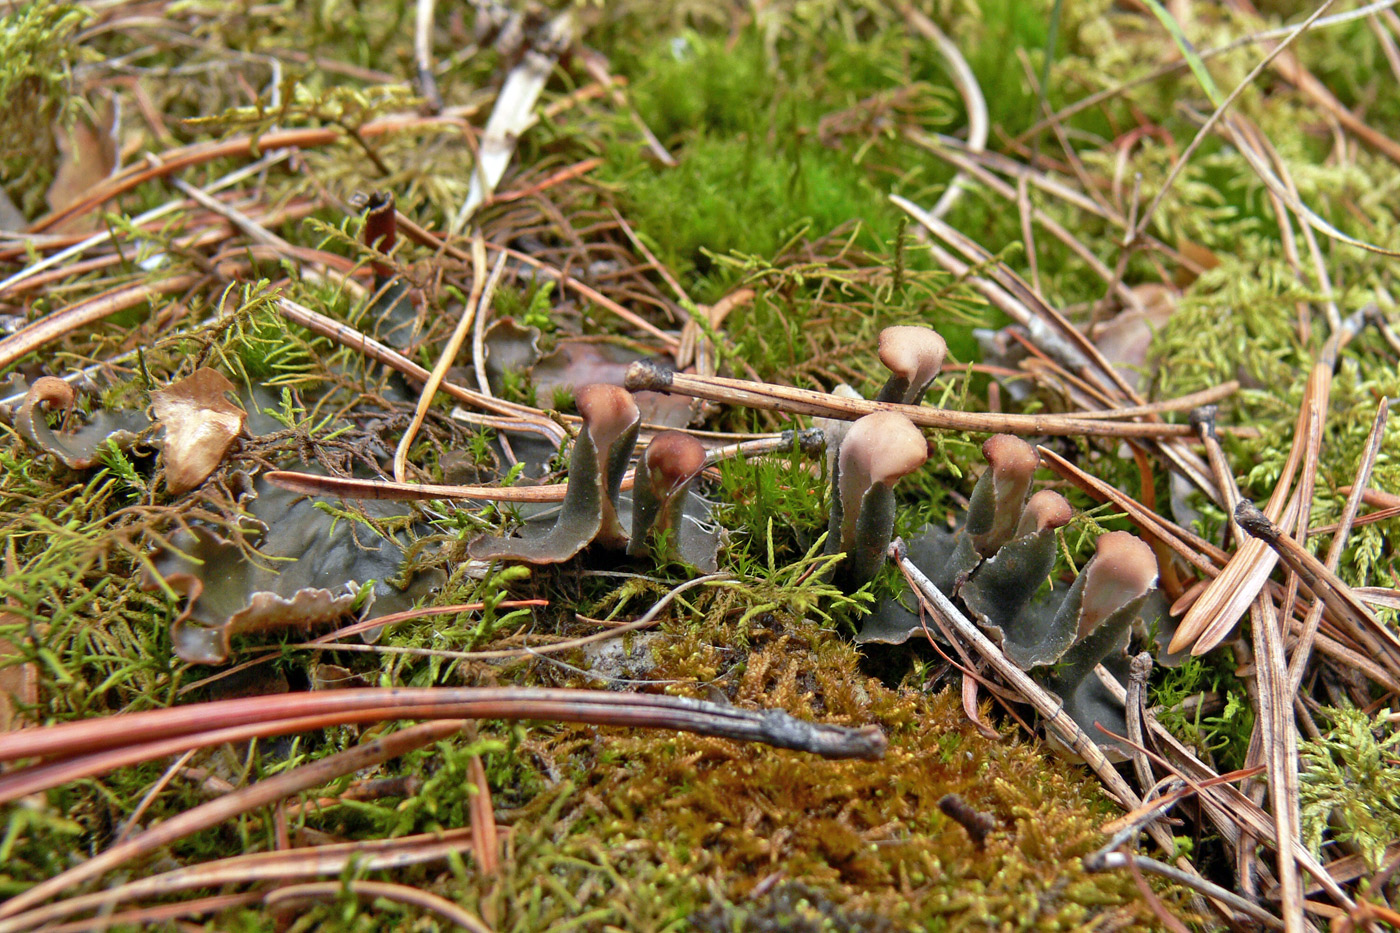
[[471, 609, 1192, 930]]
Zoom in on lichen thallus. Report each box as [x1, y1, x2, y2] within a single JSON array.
[[468, 323, 1170, 757]]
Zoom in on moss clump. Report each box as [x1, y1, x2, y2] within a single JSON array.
[[1299, 705, 1400, 872], [691, 881, 898, 933], [0, 0, 90, 215], [500, 607, 1188, 929], [600, 26, 951, 303]]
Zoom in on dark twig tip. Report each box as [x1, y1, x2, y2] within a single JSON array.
[[794, 427, 826, 457], [624, 360, 671, 392], [939, 793, 996, 848], [1233, 499, 1275, 540], [1189, 404, 1218, 435]]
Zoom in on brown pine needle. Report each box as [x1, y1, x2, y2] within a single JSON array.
[[264, 881, 492, 933], [0, 274, 204, 370], [393, 235, 494, 483], [1171, 354, 1330, 654], [625, 362, 1232, 439], [3, 829, 480, 933], [1289, 400, 1389, 691], [0, 687, 887, 775], [0, 720, 466, 922], [1235, 500, 1400, 679]]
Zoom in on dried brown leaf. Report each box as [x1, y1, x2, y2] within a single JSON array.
[[535, 340, 694, 427], [0, 622, 38, 733], [1090, 283, 1177, 389], [151, 368, 246, 495], [45, 96, 120, 235]]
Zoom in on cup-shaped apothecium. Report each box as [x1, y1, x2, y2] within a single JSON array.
[[958, 489, 1075, 668], [827, 411, 928, 589], [1073, 530, 1159, 640], [1015, 489, 1074, 539], [629, 430, 707, 560], [1039, 530, 1160, 761], [965, 434, 1038, 558], [874, 325, 948, 406]]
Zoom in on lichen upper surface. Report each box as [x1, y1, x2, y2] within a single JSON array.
[[5, 0, 1399, 927]]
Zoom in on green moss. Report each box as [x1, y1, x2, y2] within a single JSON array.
[[1299, 705, 1400, 872], [606, 134, 889, 299], [532, 621, 1186, 930], [599, 25, 953, 303], [0, 0, 91, 215], [10, 0, 1400, 926]]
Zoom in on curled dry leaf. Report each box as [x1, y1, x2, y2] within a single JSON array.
[[13, 377, 149, 469], [483, 322, 695, 428], [534, 339, 695, 428], [1088, 284, 1178, 391], [151, 368, 247, 495]]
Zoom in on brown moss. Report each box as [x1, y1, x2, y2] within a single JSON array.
[[495, 608, 1191, 930]]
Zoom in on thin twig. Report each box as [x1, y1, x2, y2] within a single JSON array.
[[1236, 500, 1400, 677], [1247, 593, 1305, 933], [293, 573, 729, 661], [0, 829, 480, 933], [1171, 353, 1326, 654], [1289, 400, 1390, 692], [109, 748, 197, 848], [0, 152, 288, 298], [1131, 0, 1336, 243], [1017, 0, 1400, 142], [414, 0, 443, 111], [393, 239, 500, 482], [1124, 652, 1156, 802], [0, 687, 888, 769], [902, 6, 987, 220], [1085, 851, 1285, 929], [272, 296, 568, 445], [0, 274, 204, 370], [265, 430, 814, 504], [625, 361, 1234, 439], [32, 893, 266, 933]]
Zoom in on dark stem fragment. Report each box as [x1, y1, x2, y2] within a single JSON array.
[[362, 191, 398, 282], [938, 793, 996, 848]]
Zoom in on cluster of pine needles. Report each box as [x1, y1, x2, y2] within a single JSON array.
[[2, 0, 1400, 930]]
